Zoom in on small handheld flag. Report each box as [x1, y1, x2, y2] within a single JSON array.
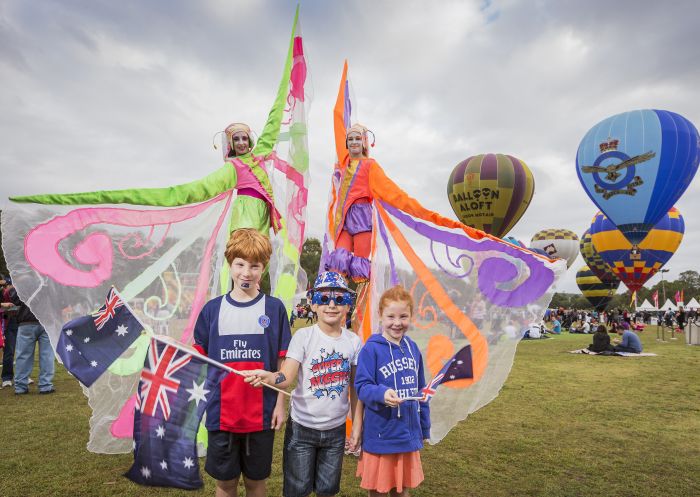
[[421, 345, 474, 402]]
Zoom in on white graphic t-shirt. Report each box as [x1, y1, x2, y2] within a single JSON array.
[[286, 325, 363, 430]]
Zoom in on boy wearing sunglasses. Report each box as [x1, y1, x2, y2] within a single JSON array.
[[245, 271, 363, 497]]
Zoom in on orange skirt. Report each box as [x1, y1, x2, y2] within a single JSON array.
[[356, 450, 424, 493]]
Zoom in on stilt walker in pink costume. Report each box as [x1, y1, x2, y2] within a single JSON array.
[[0, 9, 310, 454]]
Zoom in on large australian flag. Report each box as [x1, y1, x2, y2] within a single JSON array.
[[57, 288, 143, 387], [126, 338, 225, 489], [422, 345, 474, 401]]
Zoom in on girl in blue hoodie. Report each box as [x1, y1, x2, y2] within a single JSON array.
[[354, 286, 430, 497]]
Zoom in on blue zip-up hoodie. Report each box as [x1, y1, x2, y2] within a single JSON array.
[[355, 334, 430, 454]]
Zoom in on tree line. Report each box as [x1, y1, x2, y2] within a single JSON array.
[[551, 270, 700, 310]]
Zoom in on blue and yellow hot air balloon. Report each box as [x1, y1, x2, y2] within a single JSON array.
[[576, 265, 619, 312], [576, 110, 699, 245], [589, 208, 684, 293], [579, 229, 618, 286]]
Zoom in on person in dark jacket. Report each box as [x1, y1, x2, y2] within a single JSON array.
[[588, 324, 613, 353], [0, 276, 20, 388], [8, 284, 55, 394]]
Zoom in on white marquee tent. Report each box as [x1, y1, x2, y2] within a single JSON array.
[[684, 297, 700, 311], [636, 299, 657, 311], [659, 299, 678, 312]]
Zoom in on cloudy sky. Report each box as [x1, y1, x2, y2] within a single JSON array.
[[1, 0, 699, 294]]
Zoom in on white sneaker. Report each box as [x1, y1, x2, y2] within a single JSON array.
[[1, 380, 11, 388], [28, 378, 34, 385]]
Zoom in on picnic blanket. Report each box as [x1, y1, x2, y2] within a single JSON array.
[[569, 349, 657, 357]]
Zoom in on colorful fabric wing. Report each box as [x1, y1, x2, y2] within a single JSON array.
[[3, 195, 234, 453], [366, 167, 566, 443], [323, 62, 566, 444], [267, 17, 311, 304], [0, 9, 308, 454]]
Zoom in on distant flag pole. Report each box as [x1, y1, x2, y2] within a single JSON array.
[[153, 335, 290, 397]]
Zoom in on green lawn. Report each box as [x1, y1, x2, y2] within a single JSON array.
[[1, 328, 698, 497]]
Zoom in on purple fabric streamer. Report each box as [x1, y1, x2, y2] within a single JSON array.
[[380, 202, 555, 307], [429, 239, 475, 279], [376, 209, 400, 287]]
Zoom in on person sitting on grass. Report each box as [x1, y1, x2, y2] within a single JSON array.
[[570, 319, 591, 334], [612, 324, 643, 353], [551, 318, 562, 334], [588, 324, 613, 353]]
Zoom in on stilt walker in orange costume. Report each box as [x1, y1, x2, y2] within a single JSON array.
[[320, 61, 565, 446]]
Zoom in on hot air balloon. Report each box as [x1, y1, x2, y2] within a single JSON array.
[[447, 153, 534, 238], [589, 208, 684, 293], [579, 229, 618, 285], [576, 109, 699, 245], [576, 265, 620, 311], [530, 229, 579, 268]]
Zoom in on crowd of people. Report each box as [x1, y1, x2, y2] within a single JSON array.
[[546, 305, 696, 335], [290, 303, 317, 327], [539, 304, 700, 354]]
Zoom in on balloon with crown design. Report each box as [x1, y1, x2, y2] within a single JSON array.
[[576, 109, 699, 246]]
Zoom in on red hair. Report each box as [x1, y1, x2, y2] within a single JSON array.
[[378, 285, 414, 315], [224, 228, 271, 266]]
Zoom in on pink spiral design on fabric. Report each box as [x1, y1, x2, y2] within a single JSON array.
[[24, 194, 229, 288]]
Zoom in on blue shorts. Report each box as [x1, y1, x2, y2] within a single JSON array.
[[283, 417, 346, 497]]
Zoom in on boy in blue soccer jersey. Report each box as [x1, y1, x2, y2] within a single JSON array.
[[245, 271, 363, 497], [193, 228, 291, 497]]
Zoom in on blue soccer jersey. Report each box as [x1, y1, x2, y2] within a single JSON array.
[[193, 292, 291, 433]]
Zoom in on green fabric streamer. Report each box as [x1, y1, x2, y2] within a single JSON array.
[[11, 163, 236, 206]]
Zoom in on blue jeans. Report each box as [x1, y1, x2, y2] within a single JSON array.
[[283, 418, 345, 497], [14, 323, 54, 393]]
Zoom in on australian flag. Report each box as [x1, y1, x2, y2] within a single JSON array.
[[57, 288, 143, 387], [422, 345, 474, 401], [126, 338, 225, 490]]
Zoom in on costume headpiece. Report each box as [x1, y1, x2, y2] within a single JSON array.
[[212, 122, 255, 158], [346, 123, 375, 155]]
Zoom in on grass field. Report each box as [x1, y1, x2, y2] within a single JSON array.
[[1, 328, 698, 497]]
